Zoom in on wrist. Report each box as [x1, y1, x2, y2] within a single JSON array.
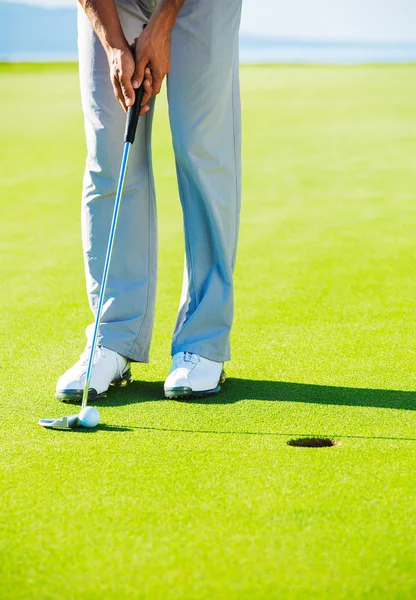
[[102, 33, 130, 55], [148, 9, 176, 36]]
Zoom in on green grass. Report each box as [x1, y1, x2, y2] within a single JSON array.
[[1, 63, 416, 599]]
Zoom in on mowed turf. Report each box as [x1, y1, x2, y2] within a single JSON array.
[[1, 63, 416, 599]]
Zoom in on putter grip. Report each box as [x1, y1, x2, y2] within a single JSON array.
[[124, 84, 145, 144]]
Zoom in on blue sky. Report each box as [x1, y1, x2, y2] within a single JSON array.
[[6, 0, 416, 42]]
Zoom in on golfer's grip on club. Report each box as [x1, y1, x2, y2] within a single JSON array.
[[124, 83, 146, 144]]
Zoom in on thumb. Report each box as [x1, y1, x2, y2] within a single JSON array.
[[132, 57, 147, 90]]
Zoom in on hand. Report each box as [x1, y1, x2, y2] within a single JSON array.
[[106, 45, 151, 115], [131, 24, 171, 105]]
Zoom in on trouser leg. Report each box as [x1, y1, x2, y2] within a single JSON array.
[[168, 0, 243, 362], [77, 0, 157, 362]]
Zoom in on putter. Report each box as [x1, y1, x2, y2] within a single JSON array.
[[39, 85, 145, 429]]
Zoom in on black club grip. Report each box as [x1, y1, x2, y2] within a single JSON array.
[[124, 84, 146, 144]]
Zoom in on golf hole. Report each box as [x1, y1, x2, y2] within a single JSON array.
[[287, 437, 342, 448]]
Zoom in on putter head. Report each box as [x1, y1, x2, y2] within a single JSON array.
[[38, 414, 80, 429]]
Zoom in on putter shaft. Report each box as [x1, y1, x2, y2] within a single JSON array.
[[80, 84, 144, 410], [81, 142, 132, 409]]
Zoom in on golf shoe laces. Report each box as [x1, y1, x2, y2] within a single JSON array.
[[79, 345, 106, 369], [175, 351, 200, 366]]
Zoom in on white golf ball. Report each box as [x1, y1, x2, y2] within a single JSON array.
[[79, 406, 100, 428]]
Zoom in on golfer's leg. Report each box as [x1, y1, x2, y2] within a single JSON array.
[[168, 0, 242, 362], [78, 1, 157, 363]]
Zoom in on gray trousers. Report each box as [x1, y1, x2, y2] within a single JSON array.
[[78, 0, 242, 363]]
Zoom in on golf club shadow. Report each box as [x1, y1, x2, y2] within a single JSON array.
[[131, 425, 416, 442], [180, 378, 416, 411]]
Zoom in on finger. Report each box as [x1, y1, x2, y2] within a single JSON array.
[[141, 78, 153, 106], [144, 67, 153, 87], [132, 57, 148, 89], [139, 104, 150, 116], [113, 77, 127, 112], [119, 72, 135, 108], [152, 71, 164, 95]]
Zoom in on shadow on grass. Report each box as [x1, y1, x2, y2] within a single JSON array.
[[93, 378, 416, 411], [132, 426, 416, 443], [49, 424, 134, 433], [94, 381, 165, 407], [51, 378, 416, 440], [187, 378, 416, 411], [51, 423, 416, 442]]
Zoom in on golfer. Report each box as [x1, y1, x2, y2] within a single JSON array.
[[57, 0, 243, 400]]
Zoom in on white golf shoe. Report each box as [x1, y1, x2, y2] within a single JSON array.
[[164, 352, 226, 399], [56, 346, 132, 403]]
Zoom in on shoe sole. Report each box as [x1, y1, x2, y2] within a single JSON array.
[[165, 370, 226, 400], [55, 368, 133, 404]]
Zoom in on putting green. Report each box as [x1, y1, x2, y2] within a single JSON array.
[[1, 63, 416, 599]]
